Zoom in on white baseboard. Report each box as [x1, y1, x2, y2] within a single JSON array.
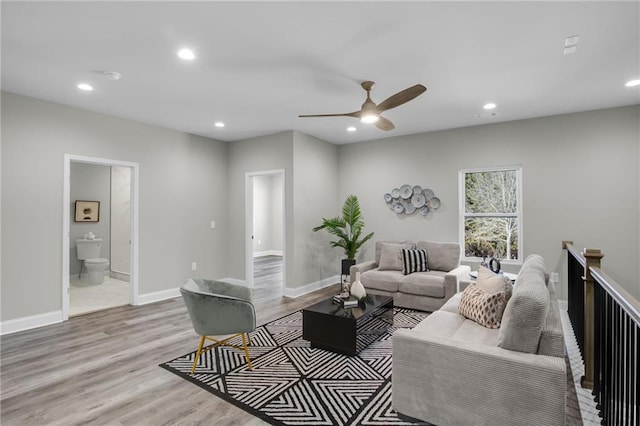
[[137, 287, 181, 305], [110, 271, 130, 282], [284, 275, 340, 298], [1, 310, 63, 335], [253, 250, 283, 258]]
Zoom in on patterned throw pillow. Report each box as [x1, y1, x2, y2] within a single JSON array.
[[401, 248, 429, 275], [458, 284, 508, 329]]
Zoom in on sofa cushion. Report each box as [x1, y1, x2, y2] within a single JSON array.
[[516, 254, 550, 286], [412, 310, 464, 337], [458, 284, 507, 329], [452, 318, 500, 345], [360, 269, 403, 292], [416, 240, 460, 272], [477, 266, 512, 301], [440, 292, 462, 313], [398, 271, 447, 298], [498, 266, 550, 353], [401, 248, 429, 275], [375, 240, 414, 265], [378, 242, 414, 271]]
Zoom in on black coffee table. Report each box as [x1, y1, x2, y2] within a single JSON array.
[[302, 295, 393, 356]]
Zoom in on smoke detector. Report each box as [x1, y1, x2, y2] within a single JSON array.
[[103, 71, 122, 81]]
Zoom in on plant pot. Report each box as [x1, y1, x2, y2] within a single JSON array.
[[342, 258, 356, 276]]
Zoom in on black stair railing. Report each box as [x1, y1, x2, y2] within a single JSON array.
[[564, 241, 639, 425]]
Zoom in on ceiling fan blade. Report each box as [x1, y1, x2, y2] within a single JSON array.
[[298, 111, 360, 118], [375, 116, 395, 131], [376, 84, 427, 113]]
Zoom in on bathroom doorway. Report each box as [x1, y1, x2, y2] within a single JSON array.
[[62, 155, 139, 319], [246, 170, 285, 300]]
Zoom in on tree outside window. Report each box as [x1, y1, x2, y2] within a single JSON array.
[[459, 167, 522, 262]]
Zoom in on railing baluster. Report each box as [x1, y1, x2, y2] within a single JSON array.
[[616, 303, 621, 426], [595, 281, 602, 403], [606, 292, 613, 424], [633, 324, 640, 424], [626, 315, 631, 425]]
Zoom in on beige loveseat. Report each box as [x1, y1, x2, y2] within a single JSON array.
[[350, 240, 470, 312], [392, 254, 566, 426]]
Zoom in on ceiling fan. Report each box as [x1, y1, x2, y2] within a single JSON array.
[[298, 81, 427, 131]]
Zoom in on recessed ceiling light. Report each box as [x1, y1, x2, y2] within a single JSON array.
[[177, 48, 196, 60], [483, 103, 497, 110], [347, 126, 356, 132], [214, 122, 225, 128], [625, 79, 640, 87], [77, 83, 94, 91]]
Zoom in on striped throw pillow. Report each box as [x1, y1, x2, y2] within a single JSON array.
[[401, 248, 429, 275]]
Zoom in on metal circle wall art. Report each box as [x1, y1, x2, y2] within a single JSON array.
[[384, 185, 441, 216]]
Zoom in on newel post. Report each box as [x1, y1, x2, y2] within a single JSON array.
[[581, 248, 604, 389]]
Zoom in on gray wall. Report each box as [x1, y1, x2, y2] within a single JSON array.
[[69, 162, 111, 276], [227, 131, 339, 291], [2, 90, 638, 324], [338, 106, 640, 300], [227, 131, 294, 284], [292, 131, 339, 287], [1, 92, 229, 321]]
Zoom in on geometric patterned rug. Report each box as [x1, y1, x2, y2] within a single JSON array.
[[160, 307, 430, 425]]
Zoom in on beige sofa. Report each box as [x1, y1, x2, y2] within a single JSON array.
[[351, 240, 470, 312], [392, 254, 566, 426]]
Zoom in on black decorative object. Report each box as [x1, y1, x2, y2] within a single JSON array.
[[489, 257, 501, 273]]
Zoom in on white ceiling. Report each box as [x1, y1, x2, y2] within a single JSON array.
[[2, 1, 639, 144]]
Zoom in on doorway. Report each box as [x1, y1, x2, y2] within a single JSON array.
[[62, 155, 139, 320], [246, 170, 285, 299]]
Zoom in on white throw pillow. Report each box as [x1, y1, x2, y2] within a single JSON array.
[[476, 266, 512, 301]]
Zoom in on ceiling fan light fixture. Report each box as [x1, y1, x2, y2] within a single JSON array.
[[361, 113, 380, 124]]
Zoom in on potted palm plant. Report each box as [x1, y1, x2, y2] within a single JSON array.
[[313, 195, 375, 277]]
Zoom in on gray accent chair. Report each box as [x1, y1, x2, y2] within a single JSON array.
[[180, 278, 256, 373]]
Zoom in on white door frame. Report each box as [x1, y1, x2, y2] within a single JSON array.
[[245, 169, 286, 290], [62, 154, 140, 320]]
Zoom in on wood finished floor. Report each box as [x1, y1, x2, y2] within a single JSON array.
[[1, 257, 340, 426]]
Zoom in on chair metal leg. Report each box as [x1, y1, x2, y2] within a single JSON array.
[[242, 333, 253, 370], [191, 335, 206, 374]]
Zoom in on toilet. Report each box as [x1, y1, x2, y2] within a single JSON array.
[[76, 238, 110, 285]]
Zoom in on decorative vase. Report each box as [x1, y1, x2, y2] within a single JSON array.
[[350, 272, 367, 300]]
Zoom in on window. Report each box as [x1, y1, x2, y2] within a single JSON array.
[[459, 166, 522, 263]]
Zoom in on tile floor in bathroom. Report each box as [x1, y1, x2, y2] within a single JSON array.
[[69, 275, 130, 316]]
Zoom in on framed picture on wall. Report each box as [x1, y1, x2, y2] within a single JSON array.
[[74, 200, 100, 222]]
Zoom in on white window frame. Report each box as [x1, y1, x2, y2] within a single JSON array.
[[458, 165, 523, 265]]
